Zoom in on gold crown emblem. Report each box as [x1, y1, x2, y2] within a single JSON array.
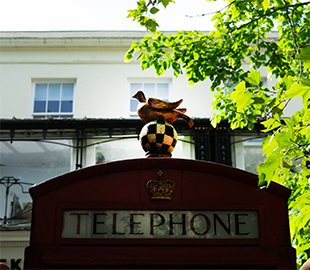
[[145, 170, 176, 200]]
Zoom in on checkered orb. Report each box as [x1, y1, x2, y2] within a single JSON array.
[[140, 120, 178, 157]]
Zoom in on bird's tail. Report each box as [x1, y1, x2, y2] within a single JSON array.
[[170, 99, 183, 109], [174, 109, 194, 128]]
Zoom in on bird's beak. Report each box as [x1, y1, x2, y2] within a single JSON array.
[[132, 91, 139, 99], [132, 90, 146, 102]]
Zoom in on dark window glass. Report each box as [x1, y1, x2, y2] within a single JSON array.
[[47, 101, 60, 112], [34, 101, 46, 112], [61, 101, 73, 113]]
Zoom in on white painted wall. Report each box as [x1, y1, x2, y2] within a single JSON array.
[[0, 31, 301, 120]]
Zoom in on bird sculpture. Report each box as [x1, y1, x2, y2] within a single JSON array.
[[132, 90, 194, 127]]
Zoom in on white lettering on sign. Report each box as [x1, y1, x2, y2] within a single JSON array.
[[62, 210, 259, 239]]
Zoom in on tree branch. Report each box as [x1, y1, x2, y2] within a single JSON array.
[[235, 1, 310, 31], [185, 0, 249, 18], [284, 0, 303, 83]]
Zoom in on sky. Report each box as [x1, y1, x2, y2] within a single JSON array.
[[0, 0, 226, 32]]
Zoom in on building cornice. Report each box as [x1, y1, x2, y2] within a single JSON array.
[[0, 31, 180, 48], [0, 30, 278, 49]]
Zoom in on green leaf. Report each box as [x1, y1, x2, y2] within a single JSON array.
[[211, 114, 222, 128], [127, 41, 139, 53], [124, 52, 133, 62], [257, 152, 282, 185], [257, 0, 269, 11], [261, 115, 282, 132], [158, 0, 173, 8], [285, 83, 309, 100], [237, 91, 253, 112], [262, 0, 269, 11], [258, 172, 267, 188], [282, 76, 294, 89], [245, 69, 261, 86], [301, 79, 310, 87], [230, 81, 253, 112], [253, 97, 265, 104], [303, 60, 310, 70], [283, 118, 294, 139], [188, 80, 195, 88], [150, 7, 160, 14], [145, 19, 159, 32], [231, 81, 246, 99], [302, 88, 310, 107], [231, 7, 240, 20], [262, 135, 278, 156], [299, 46, 310, 60]]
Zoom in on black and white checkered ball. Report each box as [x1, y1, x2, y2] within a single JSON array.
[[140, 120, 178, 157]]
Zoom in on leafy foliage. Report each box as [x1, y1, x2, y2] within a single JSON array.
[[126, 0, 310, 266]]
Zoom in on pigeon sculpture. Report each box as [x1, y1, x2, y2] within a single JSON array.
[[132, 90, 194, 127]]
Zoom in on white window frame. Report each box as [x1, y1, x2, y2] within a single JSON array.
[[31, 79, 76, 119], [128, 78, 171, 117]]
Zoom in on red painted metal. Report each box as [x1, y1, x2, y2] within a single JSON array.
[[24, 158, 296, 269]]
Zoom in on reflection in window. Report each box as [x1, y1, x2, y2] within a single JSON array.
[[243, 139, 265, 174], [95, 138, 145, 163], [0, 140, 72, 227], [234, 137, 265, 174], [94, 136, 194, 164]]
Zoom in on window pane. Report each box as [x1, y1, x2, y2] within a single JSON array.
[[262, 78, 268, 88], [243, 139, 264, 174], [48, 101, 60, 112], [35, 84, 47, 98], [130, 99, 138, 112], [61, 100, 73, 113], [34, 100, 46, 112], [144, 83, 155, 97], [95, 138, 145, 163], [48, 84, 61, 98], [130, 83, 142, 95], [62, 84, 74, 98], [157, 83, 169, 100]]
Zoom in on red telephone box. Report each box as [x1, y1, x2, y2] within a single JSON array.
[[24, 158, 296, 269]]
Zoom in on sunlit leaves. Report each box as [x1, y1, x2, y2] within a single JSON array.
[[245, 69, 261, 86], [158, 0, 172, 8], [257, 0, 270, 11], [127, 0, 174, 31], [231, 81, 254, 112], [261, 114, 282, 131], [299, 46, 310, 61], [301, 46, 310, 71], [288, 173, 310, 268], [285, 83, 309, 100]]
